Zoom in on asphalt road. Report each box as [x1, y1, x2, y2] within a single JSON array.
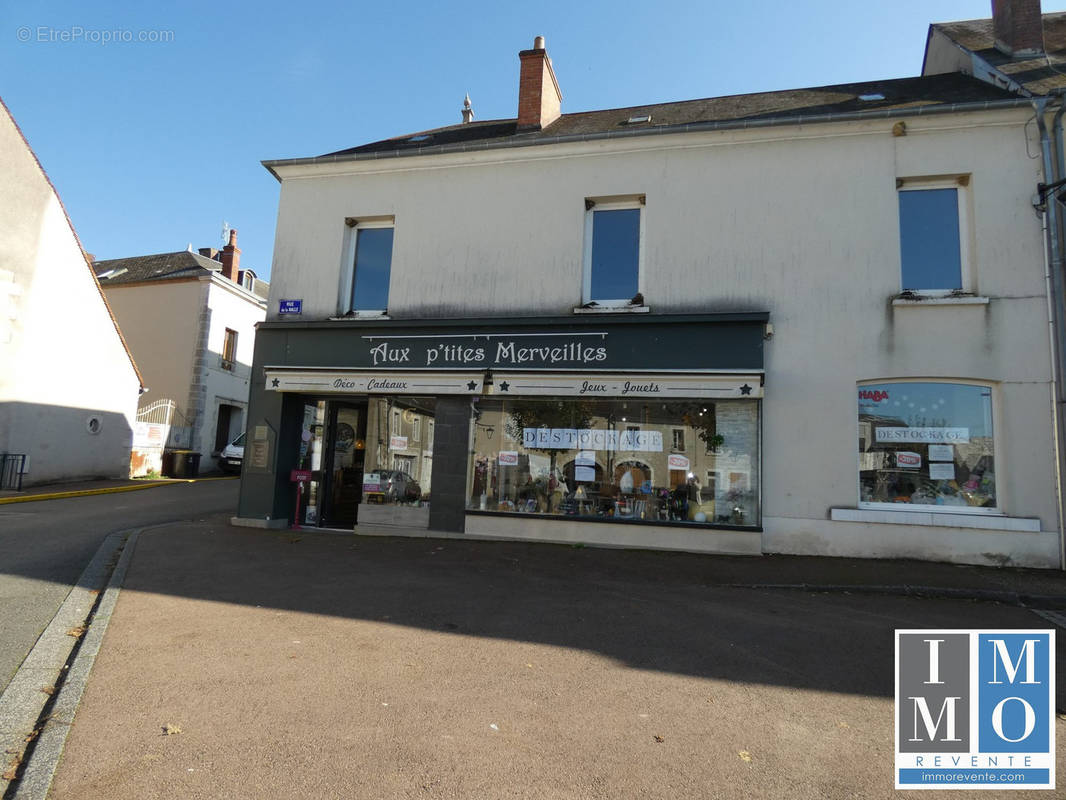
[[0, 480, 239, 693]]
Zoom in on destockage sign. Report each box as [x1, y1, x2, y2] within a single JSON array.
[[895, 630, 1055, 790]]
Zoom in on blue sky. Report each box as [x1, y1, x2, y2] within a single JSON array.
[[3, 0, 1063, 281]]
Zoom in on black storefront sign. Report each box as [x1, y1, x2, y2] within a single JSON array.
[[258, 312, 769, 373]]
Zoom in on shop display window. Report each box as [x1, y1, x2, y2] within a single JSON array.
[[467, 397, 760, 526], [361, 397, 434, 509], [858, 381, 996, 511]]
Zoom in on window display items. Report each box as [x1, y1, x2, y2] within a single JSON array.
[[857, 381, 996, 511], [468, 397, 760, 526]]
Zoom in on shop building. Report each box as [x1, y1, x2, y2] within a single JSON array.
[[237, 36, 1064, 568]]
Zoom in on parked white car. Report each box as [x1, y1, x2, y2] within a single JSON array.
[[218, 432, 245, 473]]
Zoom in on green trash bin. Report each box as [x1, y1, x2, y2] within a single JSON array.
[[164, 450, 201, 478]]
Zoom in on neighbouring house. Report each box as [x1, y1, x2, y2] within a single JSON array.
[[94, 231, 267, 476], [236, 5, 1066, 569], [0, 97, 142, 487]]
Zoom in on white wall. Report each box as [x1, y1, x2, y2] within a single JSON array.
[[267, 108, 1060, 566], [0, 102, 140, 484], [195, 277, 265, 462]]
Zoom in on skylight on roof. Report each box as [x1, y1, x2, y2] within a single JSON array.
[[859, 93, 885, 102], [408, 134, 432, 142], [626, 115, 652, 124]]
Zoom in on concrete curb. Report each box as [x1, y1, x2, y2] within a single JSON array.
[[0, 476, 237, 506], [5, 529, 142, 800], [722, 582, 1066, 608], [0, 529, 132, 795]]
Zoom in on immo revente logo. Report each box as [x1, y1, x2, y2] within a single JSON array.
[[895, 630, 1055, 790]]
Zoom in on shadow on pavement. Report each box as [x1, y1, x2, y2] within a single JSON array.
[[117, 513, 1064, 702]]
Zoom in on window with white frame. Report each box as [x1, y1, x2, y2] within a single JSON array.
[[857, 380, 996, 512], [672, 429, 685, 451], [221, 328, 237, 371], [583, 197, 644, 305], [345, 220, 394, 313], [896, 177, 970, 293]]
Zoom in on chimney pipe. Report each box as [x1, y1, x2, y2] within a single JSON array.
[[992, 0, 1044, 56], [220, 228, 240, 282], [517, 35, 562, 131], [461, 93, 474, 124]]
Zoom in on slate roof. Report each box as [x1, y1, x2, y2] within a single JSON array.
[[94, 250, 223, 284], [930, 11, 1066, 95], [306, 74, 1021, 163], [93, 250, 268, 300]]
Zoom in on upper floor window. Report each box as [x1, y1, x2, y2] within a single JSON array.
[[345, 220, 394, 314], [583, 197, 644, 305], [897, 178, 970, 293], [221, 328, 237, 371]]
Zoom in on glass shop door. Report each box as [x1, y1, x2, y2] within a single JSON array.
[[294, 401, 327, 526], [321, 401, 368, 528]]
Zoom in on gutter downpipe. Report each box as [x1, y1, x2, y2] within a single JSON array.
[[1034, 95, 1066, 570]]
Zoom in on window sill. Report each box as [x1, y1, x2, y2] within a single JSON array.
[[830, 507, 1040, 532], [572, 304, 650, 315], [891, 294, 989, 307], [466, 509, 759, 532], [329, 312, 391, 321]]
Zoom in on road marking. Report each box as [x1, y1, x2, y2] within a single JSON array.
[[1031, 609, 1066, 628]]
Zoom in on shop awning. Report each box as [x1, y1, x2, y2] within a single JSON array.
[[487, 372, 763, 399], [264, 369, 484, 394]]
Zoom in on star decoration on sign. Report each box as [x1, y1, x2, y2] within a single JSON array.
[[739, 384, 752, 395], [466, 381, 477, 391], [271, 378, 280, 388], [498, 381, 510, 392]]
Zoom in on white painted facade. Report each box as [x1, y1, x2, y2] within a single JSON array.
[[100, 273, 265, 469], [196, 277, 265, 459], [0, 100, 141, 485], [265, 105, 1062, 567]]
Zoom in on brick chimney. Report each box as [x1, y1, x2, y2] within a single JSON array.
[[220, 228, 240, 282], [992, 0, 1044, 56], [517, 36, 562, 132]]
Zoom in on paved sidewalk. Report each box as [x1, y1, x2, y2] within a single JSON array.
[[27, 516, 1065, 799]]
